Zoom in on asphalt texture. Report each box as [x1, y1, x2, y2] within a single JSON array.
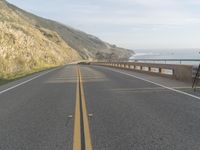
[[0, 65, 200, 150]]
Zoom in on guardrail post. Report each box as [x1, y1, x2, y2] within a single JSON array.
[[93, 61, 193, 82], [159, 68, 162, 74]]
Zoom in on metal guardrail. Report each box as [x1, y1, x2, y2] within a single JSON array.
[[92, 61, 196, 82], [129, 59, 200, 65]]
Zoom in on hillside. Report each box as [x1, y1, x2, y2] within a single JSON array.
[[7, 1, 134, 60], [0, 0, 81, 79], [0, 0, 134, 80]]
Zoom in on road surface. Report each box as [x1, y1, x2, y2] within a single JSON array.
[[0, 65, 200, 150]]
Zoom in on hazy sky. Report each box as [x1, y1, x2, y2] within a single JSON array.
[[6, 0, 200, 50]]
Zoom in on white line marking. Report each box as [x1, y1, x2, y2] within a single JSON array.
[[102, 66, 200, 100], [68, 115, 73, 118], [88, 114, 93, 117], [0, 69, 57, 95]]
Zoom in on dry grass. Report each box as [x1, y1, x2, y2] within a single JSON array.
[[0, 1, 81, 81]]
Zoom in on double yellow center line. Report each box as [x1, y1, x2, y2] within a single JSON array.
[[73, 66, 92, 150]]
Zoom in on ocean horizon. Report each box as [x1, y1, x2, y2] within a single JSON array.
[[130, 49, 200, 66]]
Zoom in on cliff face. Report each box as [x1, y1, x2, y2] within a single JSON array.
[[0, 0, 81, 78], [7, 1, 134, 60], [0, 0, 134, 79]]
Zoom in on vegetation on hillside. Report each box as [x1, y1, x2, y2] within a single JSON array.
[[0, 0, 81, 81], [0, 0, 134, 84]]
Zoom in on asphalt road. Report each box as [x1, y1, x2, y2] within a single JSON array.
[[0, 65, 200, 150]]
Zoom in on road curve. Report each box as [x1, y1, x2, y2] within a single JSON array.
[[0, 65, 200, 150]]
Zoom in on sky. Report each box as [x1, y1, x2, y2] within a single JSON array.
[[6, 0, 200, 50]]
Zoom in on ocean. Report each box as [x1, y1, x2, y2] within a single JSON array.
[[130, 49, 200, 66]]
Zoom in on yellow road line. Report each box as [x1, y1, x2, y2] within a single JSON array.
[[73, 68, 81, 150], [73, 66, 92, 150], [79, 68, 93, 150]]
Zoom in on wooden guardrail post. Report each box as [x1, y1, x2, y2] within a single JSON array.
[[159, 68, 162, 74]]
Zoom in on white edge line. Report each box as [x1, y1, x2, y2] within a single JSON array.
[[100, 66, 200, 100], [0, 68, 57, 95]]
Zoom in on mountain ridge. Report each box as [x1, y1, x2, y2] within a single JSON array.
[[0, 0, 134, 80], [0, 0, 81, 79], [6, 1, 134, 60]]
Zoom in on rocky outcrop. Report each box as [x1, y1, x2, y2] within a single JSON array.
[[0, 0, 134, 79], [0, 0, 81, 78]]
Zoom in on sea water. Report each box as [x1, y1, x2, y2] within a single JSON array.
[[130, 49, 200, 66]]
